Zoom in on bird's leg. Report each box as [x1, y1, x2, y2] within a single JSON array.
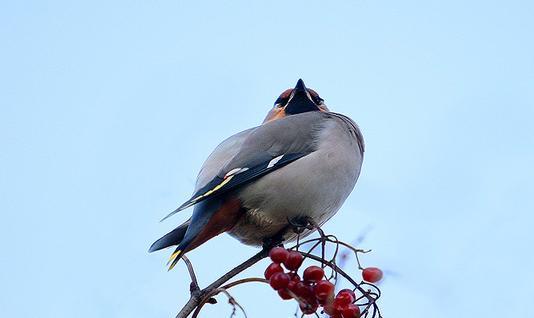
[[262, 216, 322, 251], [301, 216, 326, 238], [262, 223, 292, 250], [288, 216, 329, 267], [287, 216, 309, 233]]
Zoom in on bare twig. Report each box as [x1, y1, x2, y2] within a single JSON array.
[[175, 248, 269, 318], [193, 288, 248, 318], [219, 289, 247, 318], [222, 277, 268, 289], [182, 256, 200, 293]]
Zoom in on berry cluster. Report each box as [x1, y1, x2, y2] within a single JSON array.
[[265, 247, 382, 317]]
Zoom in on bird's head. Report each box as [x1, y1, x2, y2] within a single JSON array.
[[263, 79, 329, 123]]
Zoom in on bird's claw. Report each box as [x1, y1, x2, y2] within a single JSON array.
[[288, 216, 315, 233], [262, 216, 318, 250]]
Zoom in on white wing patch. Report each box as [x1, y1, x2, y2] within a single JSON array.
[[189, 156, 285, 206], [160, 152, 306, 222], [267, 155, 284, 169], [224, 167, 249, 179]]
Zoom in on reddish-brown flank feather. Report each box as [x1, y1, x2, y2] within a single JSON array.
[[185, 197, 244, 252]]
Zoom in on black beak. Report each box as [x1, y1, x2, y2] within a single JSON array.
[[294, 78, 307, 92], [285, 79, 319, 115]]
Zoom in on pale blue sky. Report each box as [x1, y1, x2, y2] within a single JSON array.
[[1, 1, 533, 317]]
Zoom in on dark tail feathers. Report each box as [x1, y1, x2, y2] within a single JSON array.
[[148, 219, 190, 253]]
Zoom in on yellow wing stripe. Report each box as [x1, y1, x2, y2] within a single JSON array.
[[191, 175, 235, 203]]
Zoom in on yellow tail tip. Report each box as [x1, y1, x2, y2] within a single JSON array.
[[167, 250, 182, 271]]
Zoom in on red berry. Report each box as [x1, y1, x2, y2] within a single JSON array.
[[287, 272, 301, 291], [269, 272, 290, 290], [296, 283, 319, 314], [283, 251, 303, 270], [277, 288, 293, 300], [324, 303, 342, 317], [303, 266, 324, 282], [294, 282, 314, 299], [287, 280, 298, 293], [269, 247, 289, 264], [318, 293, 334, 306], [362, 267, 383, 283], [264, 263, 283, 280], [338, 289, 356, 301], [299, 301, 318, 315], [314, 280, 335, 300], [288, 272, 301, 282], [335, 290, 355, 306], [293, 282, 318, 309], [341, 304, 361, 318]]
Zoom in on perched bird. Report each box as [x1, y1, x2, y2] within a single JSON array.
[[150, 79, 365, 270]]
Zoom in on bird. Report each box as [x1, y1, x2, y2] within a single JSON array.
[[149, 79, 365, 270]]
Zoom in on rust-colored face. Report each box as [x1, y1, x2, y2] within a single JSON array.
[[263, 80, 327, 123]]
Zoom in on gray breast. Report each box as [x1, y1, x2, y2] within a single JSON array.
[[229, 112, 364, 246]]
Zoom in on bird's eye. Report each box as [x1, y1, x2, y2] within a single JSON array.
[[274, 89, 293, 107]]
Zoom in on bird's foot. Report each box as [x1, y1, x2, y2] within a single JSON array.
[[288, 216, 315, 233], [262, 217, 321, 251], [288, 216, 327, 241]]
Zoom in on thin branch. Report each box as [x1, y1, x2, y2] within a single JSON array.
[[218, 289, 247, 318], [204, 248, 269, 293], [194, 288, 248, 318], [182, 256, 200, 293], [222, 277, 268, 290], [175, 248, 269, 318]]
